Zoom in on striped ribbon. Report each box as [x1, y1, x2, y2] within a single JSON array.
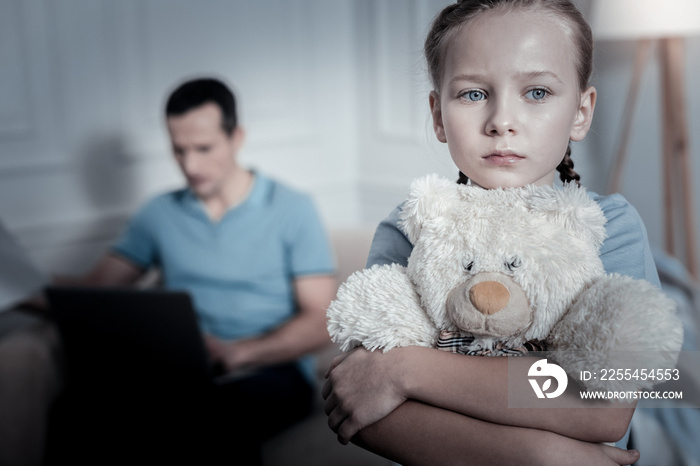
[[436, 330, 546, 356]]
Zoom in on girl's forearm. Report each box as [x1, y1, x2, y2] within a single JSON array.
[[395, 346, 635, 442], [354, 401, 639, 466], [355, 401, 549, 466]]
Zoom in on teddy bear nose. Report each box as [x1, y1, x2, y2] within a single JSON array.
[[469, 281, 511, 315]]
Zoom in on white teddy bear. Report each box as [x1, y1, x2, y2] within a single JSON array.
[[327, 174, 683, 392]]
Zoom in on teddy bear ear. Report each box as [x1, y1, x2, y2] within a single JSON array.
[[528, 184, 607, 250], [398, 174, 461, 244]]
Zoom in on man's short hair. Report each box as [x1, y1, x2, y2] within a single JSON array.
[[165, 78, 237, 136]]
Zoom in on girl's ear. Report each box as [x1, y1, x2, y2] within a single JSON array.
[[570, 86, 596, 142], [429, 91, 447, 143]]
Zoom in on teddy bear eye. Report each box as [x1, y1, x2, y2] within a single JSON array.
[[463, 259, 475, 272], [506, 257, 521, 271]]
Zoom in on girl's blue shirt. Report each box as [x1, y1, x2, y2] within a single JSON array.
[[367, 190, 660, 287], [366, 188, 658, 451]]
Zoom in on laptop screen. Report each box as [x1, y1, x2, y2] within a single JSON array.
[[47, 287, 215, 385]]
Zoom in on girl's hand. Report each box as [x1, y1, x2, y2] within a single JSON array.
[[545, 438, 640, 466], [540, 426, 639, 466], [322, 347, 408, 444], [598, 444, 640, 466]]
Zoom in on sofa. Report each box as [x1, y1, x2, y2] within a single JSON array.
[[262, 227, 393, 466], [0, 227, 393, 465]]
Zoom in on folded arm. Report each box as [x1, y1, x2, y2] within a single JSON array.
[[354, 400, 639, 466], [324, 346, 635, 444]]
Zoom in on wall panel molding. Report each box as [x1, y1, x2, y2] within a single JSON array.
[[12, 211, 130, 274], [15, 213, 128, 251], [108, 0, 162, 160], [0, 0, 32, 138], [370, 0, 427, 144], [0, 0, 65, 173]]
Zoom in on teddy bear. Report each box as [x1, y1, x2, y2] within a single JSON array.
[[327, 174, 683, 392]]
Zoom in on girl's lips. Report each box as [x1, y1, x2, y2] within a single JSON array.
[[483, 153, 524, 165]]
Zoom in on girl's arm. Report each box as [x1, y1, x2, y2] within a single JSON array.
[[323, 346, 635, 444], [353, 400, 640, 466], [323, 197, 649, 454]]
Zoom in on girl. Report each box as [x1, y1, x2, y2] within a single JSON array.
[[323, 1, 658, 464]]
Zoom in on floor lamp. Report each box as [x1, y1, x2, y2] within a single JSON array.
[[591, 0, 700, 281]]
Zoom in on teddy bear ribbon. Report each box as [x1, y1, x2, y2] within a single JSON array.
[[436, 330, 547, 356]]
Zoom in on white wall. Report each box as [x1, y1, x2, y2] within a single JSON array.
[[2, 0, 699, 276], [585, 36, 700, 274], [354, 0, 455, 225], [0, 0, 360, 274]]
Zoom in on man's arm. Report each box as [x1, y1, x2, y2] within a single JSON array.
[[20, 253, 146, 314], [206, 274, 336, 371], [54, 253, 146, 287]]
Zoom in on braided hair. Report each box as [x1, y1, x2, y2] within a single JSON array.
[[458, 144, 581, 186], [557, 143, 581, 185]]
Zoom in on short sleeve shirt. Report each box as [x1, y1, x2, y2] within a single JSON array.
[[366, 188, 658, 449], [112, 172, 335, 381], [367, 190, 660, 286]]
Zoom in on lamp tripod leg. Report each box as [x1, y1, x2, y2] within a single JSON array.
[[659, 37, 698, 281]]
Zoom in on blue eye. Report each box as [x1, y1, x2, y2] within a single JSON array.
[[463, 90, 486, 102], [526, 88, 549, 100]]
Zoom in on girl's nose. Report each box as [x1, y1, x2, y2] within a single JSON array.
[[484, 99, 517, 136]]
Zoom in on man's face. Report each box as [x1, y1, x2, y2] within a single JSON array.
[[167, 102, 242, 200]]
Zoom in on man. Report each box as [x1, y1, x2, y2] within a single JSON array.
[[18, 78, 336, 465], [83, 78, 335, 375]]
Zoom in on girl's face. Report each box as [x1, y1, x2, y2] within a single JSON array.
[[430, 9, 596, 189]]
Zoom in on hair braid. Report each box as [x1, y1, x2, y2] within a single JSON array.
[[557, 143, 581, 185]]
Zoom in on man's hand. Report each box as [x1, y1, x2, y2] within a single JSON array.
[[204, 334, 255, 372], [204, 275, 335, 373], [322, 347, 408, 445]]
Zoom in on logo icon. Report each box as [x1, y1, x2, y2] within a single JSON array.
[[528, 359, 568, 399]]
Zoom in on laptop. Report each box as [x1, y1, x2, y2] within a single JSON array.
[[47, 287, 236, 386], [0, 218, 236, 386]]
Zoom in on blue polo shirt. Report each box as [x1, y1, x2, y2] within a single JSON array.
[[112, 172, 335, 381]]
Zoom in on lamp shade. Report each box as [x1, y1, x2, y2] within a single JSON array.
[[590, 0, 700, 40]]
